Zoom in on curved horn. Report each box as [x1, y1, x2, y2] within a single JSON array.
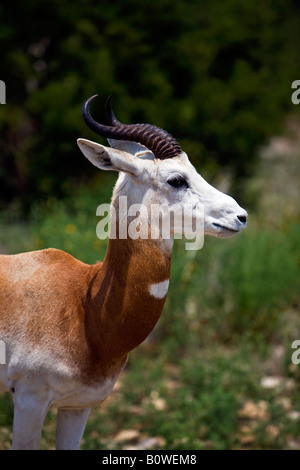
[[82, 95, 182, 160]]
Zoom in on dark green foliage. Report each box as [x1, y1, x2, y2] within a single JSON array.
[[0, 0, 299, 211]]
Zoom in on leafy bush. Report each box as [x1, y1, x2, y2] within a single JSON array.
[[218, 223, 300, 341], [0, 0, 300, 210], [160, 216, 300, 348]]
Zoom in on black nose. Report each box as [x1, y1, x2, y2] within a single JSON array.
[[237, 215, 247, 224]]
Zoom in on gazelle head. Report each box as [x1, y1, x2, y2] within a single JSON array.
[[77, 95, 247, 243]]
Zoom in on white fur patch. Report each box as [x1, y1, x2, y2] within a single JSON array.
[[149, 280, 169, 299]]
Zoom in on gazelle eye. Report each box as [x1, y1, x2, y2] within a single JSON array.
[[167, 175, 188, 188]]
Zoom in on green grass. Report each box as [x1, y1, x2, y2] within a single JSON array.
[[0, 162, 300, 450]]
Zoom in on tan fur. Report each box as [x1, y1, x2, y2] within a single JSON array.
[[0, 238, 171, 387]]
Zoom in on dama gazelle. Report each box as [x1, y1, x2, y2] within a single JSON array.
[[0, 95, 247, 450]]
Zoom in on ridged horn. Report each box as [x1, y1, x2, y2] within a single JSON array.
[[82, 94, 182, 160]]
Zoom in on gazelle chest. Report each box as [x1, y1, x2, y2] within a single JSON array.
[[51, 374, 120, 409]]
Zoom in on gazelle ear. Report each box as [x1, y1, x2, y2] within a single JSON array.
[[108, 138, 149, 157], [77, 138, 143, 175]]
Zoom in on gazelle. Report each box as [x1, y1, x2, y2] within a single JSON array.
[[0, 95, 247, 450]]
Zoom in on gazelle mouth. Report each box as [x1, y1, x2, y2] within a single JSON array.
[[212, 223, 240, 233]]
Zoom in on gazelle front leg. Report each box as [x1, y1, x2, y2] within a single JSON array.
[[56, 408, 90, 450], [11, 383, 51, 450]]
